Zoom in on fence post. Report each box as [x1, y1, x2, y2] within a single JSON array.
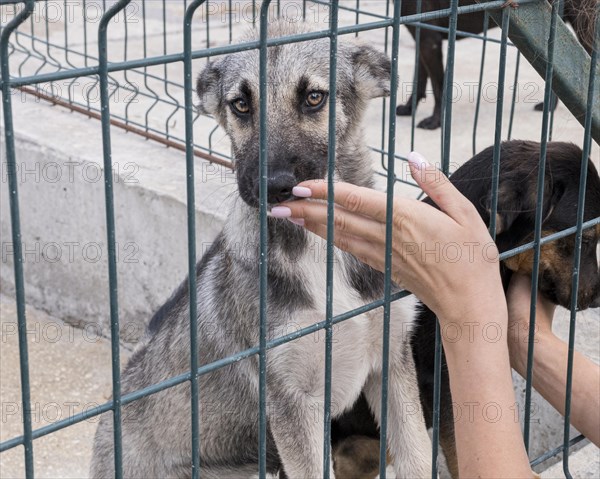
[[0, 3, 37, 477], [97, 1, 132, 477], [183, 2, 207, 478]]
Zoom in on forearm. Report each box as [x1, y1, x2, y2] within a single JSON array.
[[510, 329, 600, 446], [441, 305, 533, 478]]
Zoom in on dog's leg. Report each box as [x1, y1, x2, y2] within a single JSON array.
[[417, 32, 444, 130], [396, 57, 428, 116], [363, 365, 432, 478], [439, 419, 459, 479], [268, 389, 335, 478], [267, 339, 336, 479], [534, 94, 559, 112], [437, 370, 460, 479]]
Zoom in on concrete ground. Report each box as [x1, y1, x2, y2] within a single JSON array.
[[0, 295, 131, 479]]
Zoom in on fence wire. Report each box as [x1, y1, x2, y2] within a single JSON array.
[[1, 1, 599, 478]]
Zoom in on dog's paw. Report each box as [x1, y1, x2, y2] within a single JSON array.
[[417, 115, 441, 130], [396, 103, 413, 116], [534, 96, 558, 112]]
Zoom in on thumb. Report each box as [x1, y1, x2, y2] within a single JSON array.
[[407, 151, 476, 225]]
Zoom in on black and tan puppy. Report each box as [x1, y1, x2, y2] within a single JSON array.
[[331, 140, 600, 478], [397, 0, 597, 129]]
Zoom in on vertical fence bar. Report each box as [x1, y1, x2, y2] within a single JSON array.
[[410, 0, 422, 151], [488, 8, 510, 240], [354, 0, 359, 37], [379, 0, 391, 172], [322, 1, 339, 477], [431, 1, 459, 476], [507, 50, 521, 140], [183, 3, 207, 478], [0, 2, 36, 477], [523, 0, 561, 452], [440, 0, 458, 171], [562, 8, 599, 478], [258, 2, 273, 476], [547, 0, 565, 142], [97, 1, 132, 476], [378, 1, 402, 477], [472, 12, 489, 156]]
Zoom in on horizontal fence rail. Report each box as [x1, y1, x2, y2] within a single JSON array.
[[1, 1, 599, 478]]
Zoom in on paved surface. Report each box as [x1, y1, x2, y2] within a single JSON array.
[[541, 442, 600, 479], [0, 295, 131, 479]]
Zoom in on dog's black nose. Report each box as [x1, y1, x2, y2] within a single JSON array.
[[267, 171, 296, 204]]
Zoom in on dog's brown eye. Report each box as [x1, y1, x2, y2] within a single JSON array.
[[305, 91, 327, 110], [231, 98, 250, 115]]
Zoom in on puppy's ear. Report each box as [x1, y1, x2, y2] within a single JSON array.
[[485, 190, 519, 236], [196, 60, 222, 116], [486, 178, 566, 235], [351, 44, 392, 99]]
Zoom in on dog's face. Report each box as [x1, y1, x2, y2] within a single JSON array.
[[196, 21, 391, 207], [485, 142, 600, 310]]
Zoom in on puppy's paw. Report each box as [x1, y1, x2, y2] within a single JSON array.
[[534, 96, 558, 112], [417, 115, 441, 130]]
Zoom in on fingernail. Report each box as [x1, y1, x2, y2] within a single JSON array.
[[407, 151, 431, 170], [288, 217, 305, 226], [292, 186, 312, 198], [270, 206, 292, 218]]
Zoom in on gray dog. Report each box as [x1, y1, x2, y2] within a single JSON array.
[[90, 21, 431, 478]]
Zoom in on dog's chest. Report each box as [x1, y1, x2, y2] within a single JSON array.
[[286, 234, 416, 349], [291, 236, 364, 318]]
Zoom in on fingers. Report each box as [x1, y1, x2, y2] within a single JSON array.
[[303, 220, 386, 273], [507, 273, 556, 329], [407, 151, 479, 226], [277, 198, 387, 245], [292, 181, 391, 224]]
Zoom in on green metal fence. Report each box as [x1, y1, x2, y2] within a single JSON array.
[[1, 0, 599, 478], [4, 0, 580, 187]]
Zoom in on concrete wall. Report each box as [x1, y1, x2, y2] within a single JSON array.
[[1, 98, 234, 344]]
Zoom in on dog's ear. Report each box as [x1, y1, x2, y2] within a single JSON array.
[[196, 60, 222, 116], [486, 178, 566, 235], [351, 44, 391, 99]]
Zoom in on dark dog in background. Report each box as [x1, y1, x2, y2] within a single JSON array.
[[331, 140, 600, 478], [397, 0, 597, 129]]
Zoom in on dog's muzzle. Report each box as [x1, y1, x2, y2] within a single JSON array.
[[256, 170, 297, 204]]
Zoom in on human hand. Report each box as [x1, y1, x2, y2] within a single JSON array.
[[506, 274, 600, 447], [272, 152, 534, 476], [271, 152, 505, 330], [506, 273, 557, 371]]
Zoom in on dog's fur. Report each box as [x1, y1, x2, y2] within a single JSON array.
[[331, 140, 600, 478], [90, 21, 432, 478], [397, 0, 597, 129]]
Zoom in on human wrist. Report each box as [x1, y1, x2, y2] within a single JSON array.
[[508, 324, 556, 376], [438, 293, 509, 362], [435, 275, 507, 330]]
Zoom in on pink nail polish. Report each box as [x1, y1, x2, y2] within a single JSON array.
[[288, 217, 305, 226], [292, 186, 312, 198], [407, 151, 430, 170], [270, 206, 292, 218]]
